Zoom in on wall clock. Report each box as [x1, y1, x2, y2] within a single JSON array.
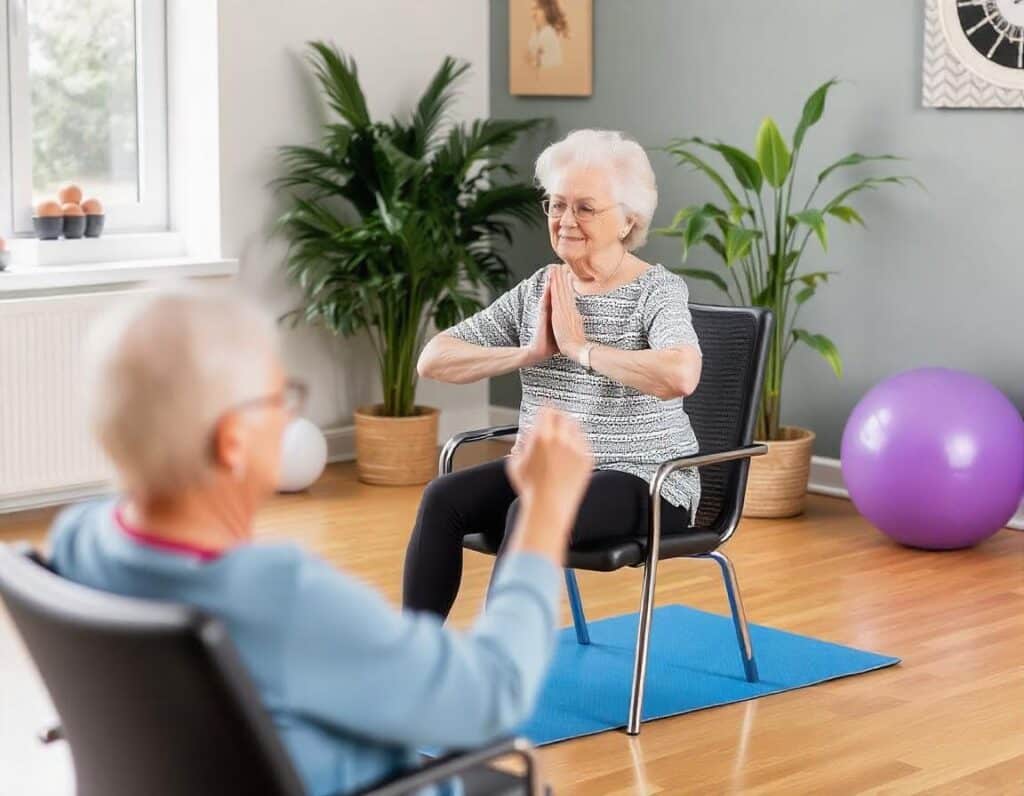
[[923, 0, 1024, 107]]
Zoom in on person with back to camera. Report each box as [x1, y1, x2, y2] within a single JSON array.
[[406, 129, 704, 621], [47, 284, 594, 796]]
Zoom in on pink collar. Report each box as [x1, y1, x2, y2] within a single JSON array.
[[114, 505, 224, 562]]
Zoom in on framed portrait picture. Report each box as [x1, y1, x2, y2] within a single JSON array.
[[509, 0, 593, 96]]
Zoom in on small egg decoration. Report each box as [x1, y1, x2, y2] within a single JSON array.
[[58, 184, 83, 205], [33, 200, 64, 240], [32, 186, 105, 239], [82, 198, 105, 238], [62, 202, 86, 239]]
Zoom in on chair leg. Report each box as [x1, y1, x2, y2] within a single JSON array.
[[626, 553, 660, 735], [626, 479, 672, 737], [707, 550, 759, 683], [563, 569, 590, 645]]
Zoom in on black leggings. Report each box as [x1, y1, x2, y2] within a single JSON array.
[[402, 458, 693, 618]]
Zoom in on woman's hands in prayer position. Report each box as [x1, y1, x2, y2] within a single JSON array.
[[525, 266, 586, 366]]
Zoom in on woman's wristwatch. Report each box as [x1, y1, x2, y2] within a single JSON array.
[[579, 342, 597, 372]]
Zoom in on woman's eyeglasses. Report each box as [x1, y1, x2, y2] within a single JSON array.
[[227, 379, 309, 418], [541, 198, 621, 222]]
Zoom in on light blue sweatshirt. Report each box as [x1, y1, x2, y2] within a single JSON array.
[[48, 499, 560, 796]]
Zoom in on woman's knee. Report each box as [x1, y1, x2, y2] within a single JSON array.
[[415, 475, 463, 530], [420, 475, 454, 511]]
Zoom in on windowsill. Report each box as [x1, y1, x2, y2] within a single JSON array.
[[5, 231, 187, 267], [0, 256, 239, 296]]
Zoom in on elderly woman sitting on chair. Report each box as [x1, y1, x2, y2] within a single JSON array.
[[406, 129, 704, 619], [47, 285, 594, 796]]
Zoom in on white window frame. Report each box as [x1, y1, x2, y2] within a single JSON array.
[[0, 5, 13, 238], [3, 0, 169, 236]]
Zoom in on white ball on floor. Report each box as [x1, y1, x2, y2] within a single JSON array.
[[278, 417, 327, 492]]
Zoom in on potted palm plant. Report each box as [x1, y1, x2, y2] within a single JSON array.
[[276, 43, 542, 485], [659, 79, 917, 517]]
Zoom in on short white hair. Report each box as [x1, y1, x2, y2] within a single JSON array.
[[534, 129, 658, 250], [83, 284, 279, 499]]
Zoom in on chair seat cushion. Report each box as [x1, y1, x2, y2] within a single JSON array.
[[462, 530, 724, 571]]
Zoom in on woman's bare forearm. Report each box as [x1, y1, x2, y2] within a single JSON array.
[[418, 334, 539, 384], [587, 344, 702, 400]]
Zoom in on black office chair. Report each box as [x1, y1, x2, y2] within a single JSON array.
[[0, 545, 542, 796], [441, 304, 773, 735]]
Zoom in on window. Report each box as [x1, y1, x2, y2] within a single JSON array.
[[1, 0, 168, 236]]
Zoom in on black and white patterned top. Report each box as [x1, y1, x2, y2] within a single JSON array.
[[447, 263, 702, 521]]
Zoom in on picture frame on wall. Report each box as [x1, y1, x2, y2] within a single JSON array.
[[509, 0, 593, 96], [922, 0, 1024, 108]]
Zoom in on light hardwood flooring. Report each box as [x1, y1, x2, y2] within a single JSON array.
[[1, 449, 1022, 794]]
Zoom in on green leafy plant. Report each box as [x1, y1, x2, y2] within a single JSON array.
[[275, 42, 543, 417], [659, 79, 919, 441]]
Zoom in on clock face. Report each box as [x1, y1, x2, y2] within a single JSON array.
[[956, 0, 1024, 69], [938, 0, 1024, 89]]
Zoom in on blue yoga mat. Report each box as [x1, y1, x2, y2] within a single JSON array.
[[519, 604, 899, 745]]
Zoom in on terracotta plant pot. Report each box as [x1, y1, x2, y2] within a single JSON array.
[[742, 425, 816, 518], [353, 405, 439, 486]]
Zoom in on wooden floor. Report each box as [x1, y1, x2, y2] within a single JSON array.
[[2, 450, 1023, 794]]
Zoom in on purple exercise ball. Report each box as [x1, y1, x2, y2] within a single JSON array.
[[841, 368, 1024, 550]]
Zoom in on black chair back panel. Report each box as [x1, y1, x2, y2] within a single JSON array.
[[685, 305, 773, 533], [0, 547, 305, 796]]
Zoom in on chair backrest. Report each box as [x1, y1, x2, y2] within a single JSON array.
[[0, 545, 306, 796], [685, 304, 773, 535]]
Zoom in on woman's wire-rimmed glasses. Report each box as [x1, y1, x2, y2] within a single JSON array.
[[541, 198, 621, 222], [226, 379, 309, 419]]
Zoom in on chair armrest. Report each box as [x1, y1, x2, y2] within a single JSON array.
[[652, 444, 768, 491], [356, 736, 540, 795], [646, 444, 768, 547], [439, 424, 520, 476], [6, 541, 43, 563]]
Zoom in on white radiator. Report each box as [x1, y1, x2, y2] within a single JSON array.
[[0, 292, 118, 507], [0, 278, 481, 513]]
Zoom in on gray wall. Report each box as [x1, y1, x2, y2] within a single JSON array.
[[489, 0, 1023, 458], [217, 0, 492, 441]]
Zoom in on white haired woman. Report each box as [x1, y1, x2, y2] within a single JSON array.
[[47, 285, 594, 795], [406, 129, 703, 618]]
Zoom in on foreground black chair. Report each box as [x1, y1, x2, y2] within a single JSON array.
[[441, 304, 773, 735], [0, 544, 542, 796]]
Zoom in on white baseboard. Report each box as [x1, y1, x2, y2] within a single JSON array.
[[808, 456, 850, 499], [323, 425, 356, 463], [809, 455, 1024, 532], [0, 482, 114, 514]]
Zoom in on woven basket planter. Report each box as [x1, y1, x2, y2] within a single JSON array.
[[353, 405, 438, 486], [742, 425, 816, 518]]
